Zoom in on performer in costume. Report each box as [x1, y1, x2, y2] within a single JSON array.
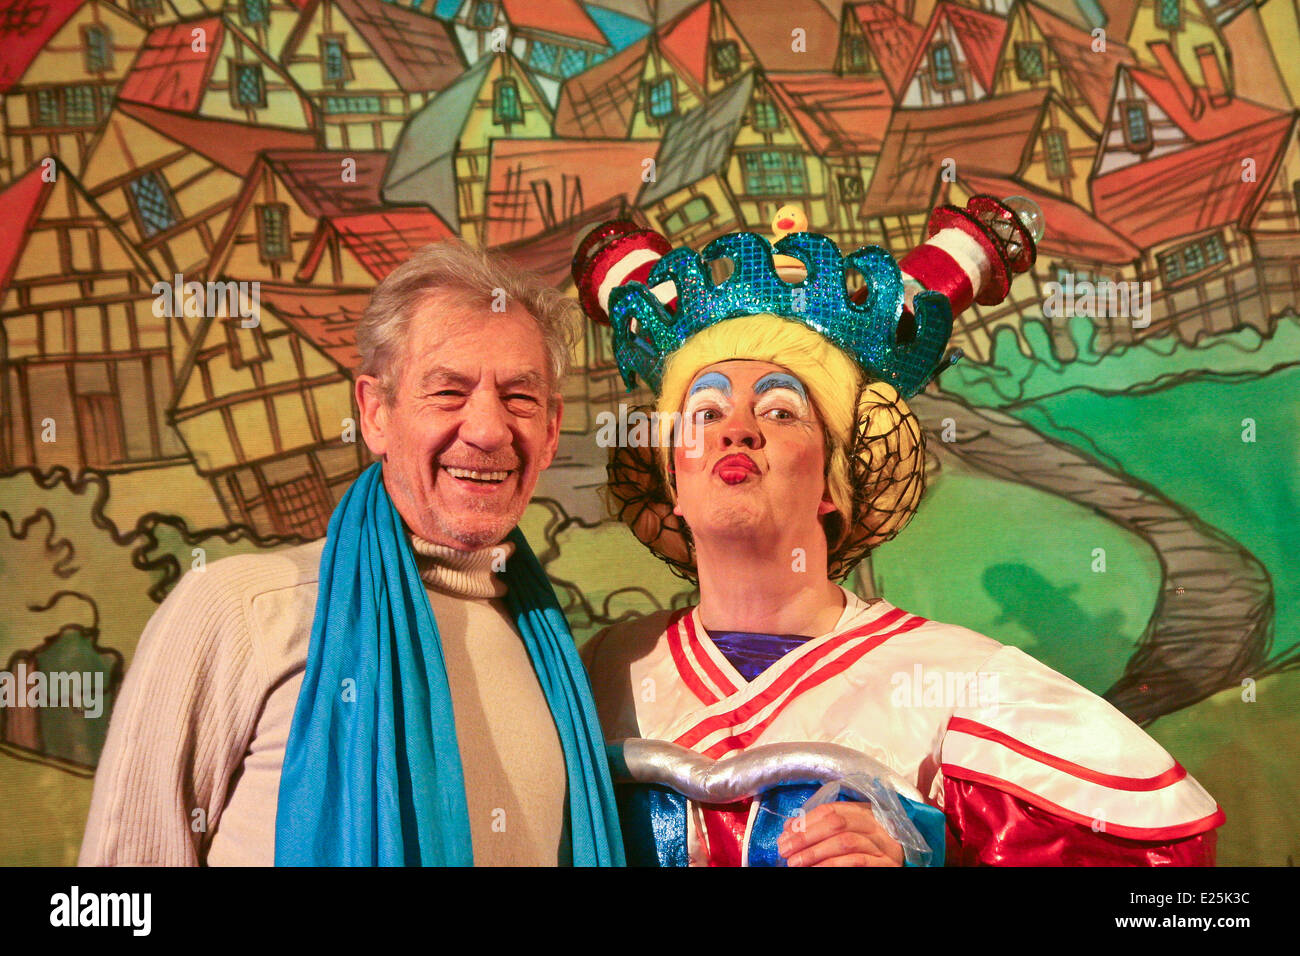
[[573, 201, 1224, 866]]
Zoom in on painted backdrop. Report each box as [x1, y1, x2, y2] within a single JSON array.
[[1, 0, 1297, 864]]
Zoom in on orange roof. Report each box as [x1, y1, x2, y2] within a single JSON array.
[[297, 208, 454, 283], [117, 102, 317, 176], [766, 74, 894, 156], [657, 0, 709, 88], [850, 2, 926, 98], [501, 0, 606, 45], [1091, 114, 1294, 247], [959, 171, 1140, 265], [491, 194, 639, 289], [257, 288, 368, 373], [0, 163, 53, 293], [1025, 2, 1133, 122], [483, 138, 651, 247], [902, 0, 1008, 94], [1126, 64, 1281, 142], [118, 17, 224, 112], [0, 0, 84, 93], [717, 0, 839, 72], [862, 88, 1048, 217]]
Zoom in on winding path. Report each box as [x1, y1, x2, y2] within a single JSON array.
[[910, 390, 1276, 725]]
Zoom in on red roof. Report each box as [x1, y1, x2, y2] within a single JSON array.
[[483, 138, 651, 246], [1126, 65, 1281, 143], [501, 0, 606, 45], [297, 208, 454, 283], [0, 0, 83, 93], [0, 162, 53, 293], [850, 2, 926, 99], [116, 102, 317, 177], [862, 88, 1048, 217], [766, 74, 894, 156], [1091, 114, 1294, 247], [658, 0, 709, 89], [959, 171, 1140, 265], [902, 0, 1008, 95], [118, 18, 223, 112], [717, 0, 839, 72], [257, 288, 369, 373], [1025, 2, 1133, 122], [262, 151, 389, 218]]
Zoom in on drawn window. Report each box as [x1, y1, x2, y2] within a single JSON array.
[[529, 40, 559, 74], [128, 171, 179, 238], [324, 95, 381, 114], [472, 0, 496, 28], [1182, 242, 1204, 275], [1203, 233, 1226, 265], [240, 0, 268, 26], [930, 43, 957, 87], [843, 34, 868, 72], [647, 76, 675, 119], [1122, 101, 1151, 150], [1158, 232, 1226, 285], [838, 173, 863, 201], [559, 46, 587, 77], [1043, 129, 1070, 180], [712, 40, 740, 78], [1015, 42, 1044, 81], [233, 63, 266, 108], [493, 78, 522, 125], [64, 85, 98, 125], [740, 150, 808, 196], [35, 89, 60, 126], [753, 100, 781, 131], [322, 38, 348, 84], [84, 25, 112, 73], [1156, 0, 1182, 29], [130, 0, 162, 15], [256, 203, 292, 262], [225, 317, 272, 368], [266, 472, 331, 538], [662, 195, 715, 236]]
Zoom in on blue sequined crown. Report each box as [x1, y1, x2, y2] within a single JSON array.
[[606, 231, 956, 399]]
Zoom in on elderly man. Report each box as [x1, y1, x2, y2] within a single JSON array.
[[80, 240, 623, 866]]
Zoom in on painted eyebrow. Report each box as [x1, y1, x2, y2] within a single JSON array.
[[689, 371, 732, 396], [753, 372, 808, 401]]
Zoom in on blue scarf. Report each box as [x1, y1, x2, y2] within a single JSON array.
[[275, 463, 624, 866]]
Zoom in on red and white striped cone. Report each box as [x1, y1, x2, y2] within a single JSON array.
[[572, 220, 674, 326]]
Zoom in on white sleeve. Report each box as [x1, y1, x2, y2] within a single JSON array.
[[78, 564, 263, 865]]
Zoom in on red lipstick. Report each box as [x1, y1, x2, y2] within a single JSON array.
[[714, 453, 759, 485]]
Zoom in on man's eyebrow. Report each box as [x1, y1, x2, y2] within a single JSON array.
[[418, 368, 476, 390], [499, 371, 547, 392]]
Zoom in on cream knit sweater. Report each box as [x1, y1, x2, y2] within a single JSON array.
[[78, 535, 568, 866]]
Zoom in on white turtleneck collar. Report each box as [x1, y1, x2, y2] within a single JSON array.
[[408, 534, 516, 600]]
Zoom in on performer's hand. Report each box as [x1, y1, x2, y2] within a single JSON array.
[[777, 802, 905, 867]]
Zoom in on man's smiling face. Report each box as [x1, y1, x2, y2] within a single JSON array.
[[357, 290, 562, 550]]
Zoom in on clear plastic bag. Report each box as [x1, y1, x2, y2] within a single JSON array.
[[799, 774, 935, 867]]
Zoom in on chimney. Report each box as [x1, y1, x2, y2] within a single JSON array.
[[1196, 43, 1231, 108], [1148, 41, 1204, 120]]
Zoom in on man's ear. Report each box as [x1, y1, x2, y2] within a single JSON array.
[[538, 394, 564, 471], [356, 374, 390, 457], [817, 496, 838, 516]]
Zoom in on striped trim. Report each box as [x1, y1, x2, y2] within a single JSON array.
[[665, 609, 718, 705], [673, 608, 920, 754], [682, 612, 739, 699], [947, 717, 1188, 791]]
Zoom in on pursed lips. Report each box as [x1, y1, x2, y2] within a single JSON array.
[[713, 453, 759, 485]]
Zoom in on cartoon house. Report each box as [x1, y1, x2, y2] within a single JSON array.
[[1092, 110, 1296, 344], [217, 0, 308, 57], [0, 158, 191, 473], [898, 0, 1008, 107], [994, 0, 1136, 127], [381, 52, 552, 247], [205, 149, 391, 290], [765, 73, 894, 245], [449, 0, 610, 108], [168, 294, 367, 539], [0, 0, 146, 181], [636, 71, 750, 246], [1113, 0, 1229, 80], [280, 0, 465, 149], [704, 0, 840, 93], [78, 23, 317, 279], [834, 1, 926, 102], [553, 0, 708, 140]]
